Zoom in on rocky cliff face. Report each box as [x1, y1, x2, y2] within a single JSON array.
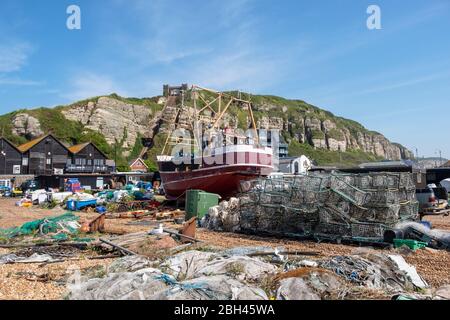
[[11, 113, 44, 139], [61, 97, 154, 149], [6, 93, 412, 161], [256, 114, 412, 160], [253, 106, 414, 160]]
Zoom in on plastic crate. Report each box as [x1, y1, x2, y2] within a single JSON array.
[[393, 239, 427, 250]]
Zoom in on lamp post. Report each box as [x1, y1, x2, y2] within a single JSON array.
[[435, 149, 442, 167], [410, 146, 419, 168]]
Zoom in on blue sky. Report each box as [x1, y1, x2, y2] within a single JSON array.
[[0, 0, 449, 158]]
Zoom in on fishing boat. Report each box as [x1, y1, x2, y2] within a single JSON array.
[[156, 85, 274, 199]]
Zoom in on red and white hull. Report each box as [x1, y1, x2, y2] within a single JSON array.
[[158, 145, 274, 199]]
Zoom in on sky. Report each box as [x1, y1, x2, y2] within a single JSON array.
[[0, 0, 449, 158]]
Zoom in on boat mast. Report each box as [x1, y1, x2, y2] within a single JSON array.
[[191, 85, 260, 145], [160, 85, 261, 157]]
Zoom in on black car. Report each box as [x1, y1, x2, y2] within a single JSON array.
[[20, 179, 40, 192]]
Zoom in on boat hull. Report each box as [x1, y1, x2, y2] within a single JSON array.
[[160, 164, 272, 200]]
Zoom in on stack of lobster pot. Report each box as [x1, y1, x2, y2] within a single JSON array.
[[237, 172, 419, 242]]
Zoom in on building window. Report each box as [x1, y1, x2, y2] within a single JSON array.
[[94, 159, 104, 166], [76, 158, 86, 165], [87, 159, 92, 166], [22, 158, 29, 166], [46, 158, 52, 165]]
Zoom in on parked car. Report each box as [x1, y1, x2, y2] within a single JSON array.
[[416, 187, 438, 210], [416, 186, 448, 210], [20, 179, 40, 193]]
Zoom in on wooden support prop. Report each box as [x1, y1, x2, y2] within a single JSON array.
[[162, 229, 203, 243], [198, 95, 219, 113], [247, 103, 259, 144], [99, 238, 137, 256], [212, 98, 234, 128]]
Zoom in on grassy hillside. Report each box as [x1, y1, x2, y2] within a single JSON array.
[[0, 92, 407, 170]]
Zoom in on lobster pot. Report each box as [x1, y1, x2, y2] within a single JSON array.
[[235, 171, 418, 240], [330, 177, 368, 206], [319, 206, 349, 224], [283, 206, 320, 224], [399, 172, 415, 189], [314, 223, 351, 238], [278, 207, 306, 234], [237, 190, 261, 204], [332, 173, 356, 186], [333, 199, 352, 216], [370, 173, 401, 189], [281, 219, 316, 237], [362, 205, 400, 224], [399, 201, 420, 220], [294, 222, 316, 236], [321, 194, 353, 220], [256, 204, 282, 232], [239, 178, 264, 193], [292, 174, 325, 191], [323, 190, 339, 203], [238, 194, 259, 207], [398, 187, 416, 203], [263, 177, 290, 194], [259, 192, 285, 205], [348, 205, 370, 221], [354, 174, 373, 190], [365, 189, 400, 207], [288, 201, 322, 214], [239, 203, 259, 231], [351, 223, 386, 239], [290, 189, 322, 206]]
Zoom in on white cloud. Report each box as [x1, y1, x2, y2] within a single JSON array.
[[0, 42, 32, 73], [106, 0, 288, 97], [63, 72, 128, 101], [0, 77, 42, 86]]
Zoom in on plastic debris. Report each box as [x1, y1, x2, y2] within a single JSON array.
[[108, 256, 154, 273], [163, 251, 218, 280], [388, 255, 428, 289], [0, 253, 57, 265]]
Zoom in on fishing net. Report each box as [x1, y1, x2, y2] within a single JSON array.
[[0, 213, 80, 239]]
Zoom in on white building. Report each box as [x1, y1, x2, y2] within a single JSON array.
[[277, 155, 312, 174]]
